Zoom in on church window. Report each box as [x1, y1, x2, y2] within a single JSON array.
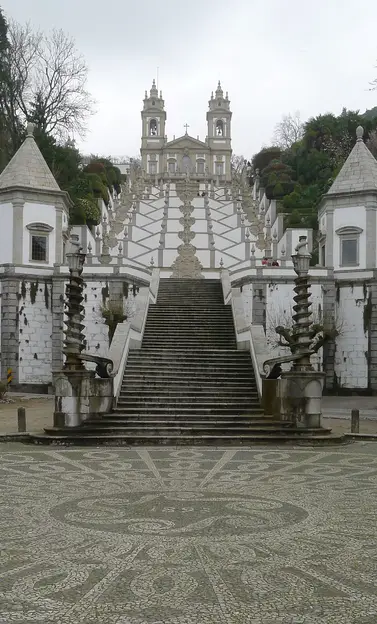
[[149, 161, 157, 174], [31, 235, 47, 262], [336, 226, 362, 267], [215, 162, 224, 176], [197, 159, 205, 174], [216, 120, 224, 136], [27, 222, 53, 263], [341, 238, 358, 266], [149, 119, 158, 136], [168, 160, 176, 174]]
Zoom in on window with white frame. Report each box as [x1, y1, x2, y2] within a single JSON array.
[[168, 160, 176, 173], [336, 226, 362, 267], [149, 161, 157, 174], [26, 222, 53, 263]]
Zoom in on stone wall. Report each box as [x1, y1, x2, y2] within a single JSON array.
[[82, 280, 110, 360], [334, 283, 369, 389], [18, 280, 53, 384]]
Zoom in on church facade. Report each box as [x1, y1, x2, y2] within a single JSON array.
[[140, 80, 232, 181]]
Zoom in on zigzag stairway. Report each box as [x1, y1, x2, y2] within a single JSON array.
[[37, 279, 340, 445]]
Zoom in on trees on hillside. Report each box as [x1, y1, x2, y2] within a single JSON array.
[[252, 109, 377, 234]]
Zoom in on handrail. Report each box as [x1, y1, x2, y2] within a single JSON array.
[[221, 272, 270, 399]]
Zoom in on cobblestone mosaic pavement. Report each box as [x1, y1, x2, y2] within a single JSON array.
[[1, 444, 377, 623]]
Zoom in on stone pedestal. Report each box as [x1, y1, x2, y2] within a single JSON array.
[[262, 379, 280, 417], [54, 371, 113, 428], [279, 370, 325, 428]]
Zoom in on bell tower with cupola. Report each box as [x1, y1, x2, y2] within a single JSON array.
[[140, 79, 167, 175], [206, 81, 232, 180]]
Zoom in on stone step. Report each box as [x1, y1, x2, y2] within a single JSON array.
[[124, 366, 254, 375], [119, 383, 258, 392], [141, 343, 237, 349], [148, 306, 232, 311], [32, 433, 345, 446], [93, 415, 274, 424], [123, 373, 256, 382], [119, 389, 258, 398], [117, 398, 261, 408], [77, 425, 305, 436], [113, 406, 264, 415], [122, 373, 257, 394], [143, 327, 234, 333], [128, 347, 251, 364], [142, 329, 235, 336]]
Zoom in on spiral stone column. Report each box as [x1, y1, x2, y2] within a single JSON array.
[[280, 236, 325, 429], [63, 251, 86, 371]]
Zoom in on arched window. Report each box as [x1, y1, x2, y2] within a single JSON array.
[[216, 120, 224, 136], [149, 119, 158, 136]]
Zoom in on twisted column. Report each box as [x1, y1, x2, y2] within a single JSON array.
[[63, 253, 86, 371]]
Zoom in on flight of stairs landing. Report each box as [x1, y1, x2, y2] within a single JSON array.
[[38, 279, 340, 445]]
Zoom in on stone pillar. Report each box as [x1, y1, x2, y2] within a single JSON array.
[[109, 277, 124, 310], [1, 269, 20, 384], [252, 281, 266, 329], [322, 278, 336, 391], [368, 270, 377, 392], [12, 197, 24, 265], [51, 275, 65, 373]]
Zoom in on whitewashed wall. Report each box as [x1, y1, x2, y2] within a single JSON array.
[[333, 206, 366, 270], [241, 284, 253, 325], [18, 281, 52, 384], [82, 281, 110, 360], [23, 202, 56, 267], [334, 284, 368, 388], [0, 203, 13, 263]]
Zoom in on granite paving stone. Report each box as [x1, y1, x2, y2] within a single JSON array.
[[0, 444, 377, 623]]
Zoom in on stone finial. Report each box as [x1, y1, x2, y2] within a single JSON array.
[[26, 122, 35, 138], [150, 256, 155, 267], [356, 125, 364, 142], [220, 258, 224, 268]]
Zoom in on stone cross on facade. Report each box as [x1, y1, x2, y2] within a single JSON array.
[[183, 123, 190, 134]]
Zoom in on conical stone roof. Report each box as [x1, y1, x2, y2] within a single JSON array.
[[0, 123, 60, 193], [326, 126, 377, 195]]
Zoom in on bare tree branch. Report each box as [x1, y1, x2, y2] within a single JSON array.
[[6, 21, 95, 140], [272, 111, 304, 149]]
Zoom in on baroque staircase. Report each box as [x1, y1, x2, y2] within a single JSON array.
[[38, 279, 339, 445]]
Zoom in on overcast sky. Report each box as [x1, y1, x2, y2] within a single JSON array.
[[4, 0, 377, 160]]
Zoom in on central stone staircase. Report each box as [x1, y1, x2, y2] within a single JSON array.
[[38, 278, 339, 445]]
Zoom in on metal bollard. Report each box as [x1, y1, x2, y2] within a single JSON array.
[[351, 409, 359, 434], [17, 407, 26, 433]]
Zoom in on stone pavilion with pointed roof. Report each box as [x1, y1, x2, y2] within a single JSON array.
[[140, 80, 232, 181], [0, 122, 71, 266], [318, 125, 377, 270]]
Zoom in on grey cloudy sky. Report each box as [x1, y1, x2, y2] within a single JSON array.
[[4, 0, 377, 159]]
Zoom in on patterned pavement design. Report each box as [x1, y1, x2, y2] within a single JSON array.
[[0, 444, 377, 623]]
